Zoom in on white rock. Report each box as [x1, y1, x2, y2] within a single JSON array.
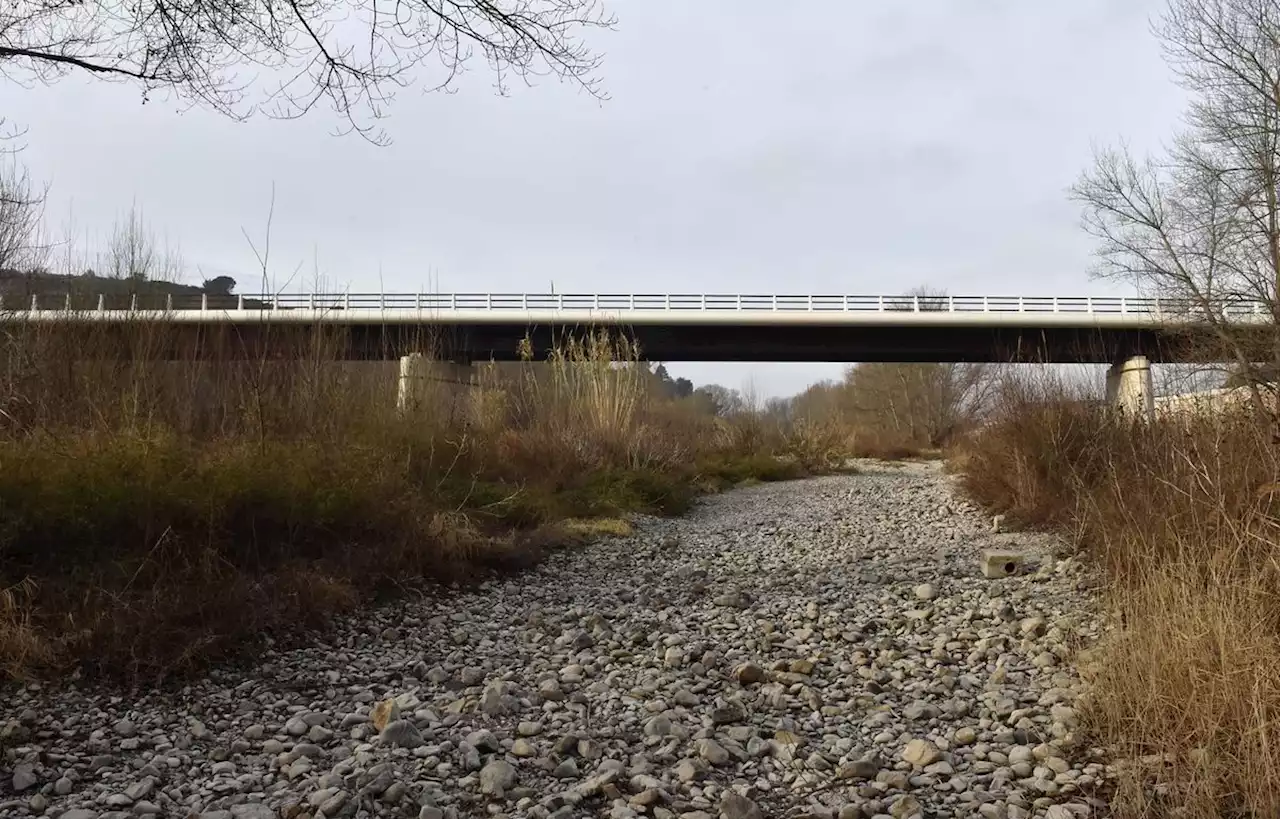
[[902, 738, 942, 768]]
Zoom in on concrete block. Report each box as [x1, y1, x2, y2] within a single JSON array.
[[980, 549, 1024, 579]]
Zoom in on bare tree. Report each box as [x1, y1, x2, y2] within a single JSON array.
[[105, 205, 157, 281], [1072, 0, 1280, 408], [840, 287, 998, 446], [0, 158, 46, 273], [0, 0, 614, 144], [692, 384, 743, 417], [845, 360, 997, 448], [101, 204, 183, 282]]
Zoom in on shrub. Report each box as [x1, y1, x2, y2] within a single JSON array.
[[959, 376, 1280, 819], [0, 321, 825, 682]]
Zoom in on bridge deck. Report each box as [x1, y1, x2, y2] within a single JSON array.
[[0, 293, 1266, 363]]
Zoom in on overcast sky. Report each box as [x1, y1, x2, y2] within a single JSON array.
[[1, 0, 1187, 396]]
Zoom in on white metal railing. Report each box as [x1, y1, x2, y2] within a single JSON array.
[[0, 292, 1272, 316]]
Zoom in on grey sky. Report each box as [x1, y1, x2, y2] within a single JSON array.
[[1, 0, 1186, 396]]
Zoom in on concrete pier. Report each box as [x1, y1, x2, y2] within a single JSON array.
[[396, 352, 427, 415], [1106, 355, 1154, 420]]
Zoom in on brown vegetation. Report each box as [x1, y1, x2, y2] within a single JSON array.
[[0, 315, 851, 685], [787, 361, 993, 459], [959, 376, 1280, 819]]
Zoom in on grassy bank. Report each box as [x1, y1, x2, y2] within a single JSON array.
[[0, 323, 846, 684], [958, 380, 1280, 818]]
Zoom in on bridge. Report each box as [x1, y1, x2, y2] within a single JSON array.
[[0, 291, 1266, 365]]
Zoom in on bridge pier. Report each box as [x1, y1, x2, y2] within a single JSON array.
[[1106, 355, 1154, 420], [397, 354, 475, 415], [397, 352, 428, 415]]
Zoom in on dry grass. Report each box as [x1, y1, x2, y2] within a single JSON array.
[[960, 377, 1280, 819], [559, 517, 635, 539], [0, 579, 52, 680], [0, 320, 815, 684]]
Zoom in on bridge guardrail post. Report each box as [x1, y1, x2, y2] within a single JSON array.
[[30, 294, 38, 311], [130, 294, 137, 312], [64, 293, 71, 311]]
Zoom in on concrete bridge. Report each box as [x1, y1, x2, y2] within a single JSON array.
[[1, 290, 1266, 360], [2, 291, 1271, 418]]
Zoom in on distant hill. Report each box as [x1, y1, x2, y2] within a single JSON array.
[[0, 269, 267, 310]]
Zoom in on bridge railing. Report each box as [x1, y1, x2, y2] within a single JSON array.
[[0, 292, 1271, 316]]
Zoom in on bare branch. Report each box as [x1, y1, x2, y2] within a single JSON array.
[[0, 157, 48, 273], [0, 0, 614, 144]]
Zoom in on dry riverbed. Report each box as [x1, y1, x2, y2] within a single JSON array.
[[1, 462, 1107, 819]]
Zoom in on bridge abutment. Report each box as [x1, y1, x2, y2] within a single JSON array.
[[397, 354, 475, 415], [1105, 355, 1153, 420], [446, 360, 476, 387]]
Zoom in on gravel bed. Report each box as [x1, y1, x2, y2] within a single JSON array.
[[1, 461, 1107, 819]]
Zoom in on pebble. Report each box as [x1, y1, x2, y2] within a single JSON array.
[[0, 463, 1101, 819], [902, 739, 942, 768], [11, 763, 37, 791], [480, 759, 518, 796], [698, 738, 730, 765]]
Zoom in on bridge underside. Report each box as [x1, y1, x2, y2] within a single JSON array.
[[8, 320, 1211, 364], [429, 323, 1188, 363]]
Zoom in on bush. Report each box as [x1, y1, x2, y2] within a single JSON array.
[[958, 378, 1280, 819], [0, 322, 827, 682]]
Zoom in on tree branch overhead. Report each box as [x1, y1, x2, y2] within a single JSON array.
[[0, 0, 614, 143]]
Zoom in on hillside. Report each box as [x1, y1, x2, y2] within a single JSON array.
[[0, 269, 265, 310]]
